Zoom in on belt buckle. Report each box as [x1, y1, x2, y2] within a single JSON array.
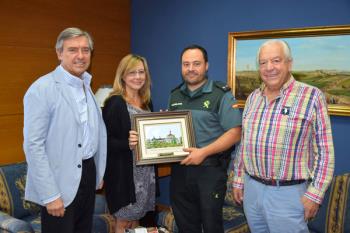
[[270, 179, 279, 186], [270, 179, 276, 186]]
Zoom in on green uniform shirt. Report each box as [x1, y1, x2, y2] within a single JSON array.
[[168, 79, 242, 148]]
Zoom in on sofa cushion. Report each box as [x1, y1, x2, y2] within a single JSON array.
[[94, 194, 110, 215], [157, 209, 178, 233], [0, 211, 34, 233], [0, 162, 40, 219], [308, 173, 350, 233], [25, 214, 41, 233], [223, 204, 250, 233]]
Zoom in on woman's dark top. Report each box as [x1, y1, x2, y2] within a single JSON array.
[[102, 95, 154, 214]]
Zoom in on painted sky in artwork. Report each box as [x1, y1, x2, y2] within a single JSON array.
[[235, 35, 350, 71], [144, 122, 182, 139]]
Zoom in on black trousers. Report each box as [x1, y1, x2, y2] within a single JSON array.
[[170, 164, 227, 233], [41, 158, 96, 233]]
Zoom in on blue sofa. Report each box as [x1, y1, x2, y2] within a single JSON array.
[[0, 162, 115, 233], [157, 167, 350, 233]]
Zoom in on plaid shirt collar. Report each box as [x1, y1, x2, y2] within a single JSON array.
[[258, 75, 295, 97]]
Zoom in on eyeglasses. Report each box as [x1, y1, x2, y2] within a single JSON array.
[[127, 70, 146, 77]]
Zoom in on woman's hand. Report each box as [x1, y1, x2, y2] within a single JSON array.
[[129, 130, 139, 150]]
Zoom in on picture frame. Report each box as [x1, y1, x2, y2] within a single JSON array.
[[132, 110, 196, 165], [227, 25, 350, 116]]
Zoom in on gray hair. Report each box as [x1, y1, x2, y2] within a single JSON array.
[[55, 27, 94, 52], [256, 39, 292, 67]]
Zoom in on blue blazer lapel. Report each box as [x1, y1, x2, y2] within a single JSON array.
[[52, 67, 81, 124]]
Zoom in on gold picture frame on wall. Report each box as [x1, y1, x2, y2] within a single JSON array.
[[227, 25, 350, 116]]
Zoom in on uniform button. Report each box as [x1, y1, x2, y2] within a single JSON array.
[[77, 164, 82, 168], [78, 144, 82, 148]]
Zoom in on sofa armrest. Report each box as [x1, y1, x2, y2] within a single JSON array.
[[93, 194, 115, 233], [0, 211, 34, 233], [308, 173, 350, 233], [93, 214, 115, 233]]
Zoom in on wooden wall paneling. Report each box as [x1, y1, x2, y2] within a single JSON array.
[[0, 115, 24, 164], [0, 1, 130, 52], [157, 164, 171, 177], [0, 46, 58, 115], [89, 52, 122, 90], [0, 0, 131, 164]]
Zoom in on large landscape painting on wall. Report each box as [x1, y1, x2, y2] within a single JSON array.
[[227, 25, 350, 116]]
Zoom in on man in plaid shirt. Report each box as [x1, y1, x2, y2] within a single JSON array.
[[233, 39, 334, 233]]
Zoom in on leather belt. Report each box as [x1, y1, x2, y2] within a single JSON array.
[[248, 174, 306, 186]]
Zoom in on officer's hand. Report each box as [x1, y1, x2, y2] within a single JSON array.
[[46, 197, 65, 217], [180, 147, 206, 165], [129, 130, 138, 150], [301, 196, 319, 221], [233, 188, 244, 205]]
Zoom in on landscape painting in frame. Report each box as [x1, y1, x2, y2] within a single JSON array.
[[144, 122, 184, 150], [227, 25, 350, 116], [132, 111, 195, 165]]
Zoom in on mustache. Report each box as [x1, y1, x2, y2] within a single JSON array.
[[185, 71, 198, 75]]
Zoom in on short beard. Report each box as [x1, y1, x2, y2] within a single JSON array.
[[181, 72, 208, 83]]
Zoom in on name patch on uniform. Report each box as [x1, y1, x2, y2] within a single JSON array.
[[171, 102, 183, 107]]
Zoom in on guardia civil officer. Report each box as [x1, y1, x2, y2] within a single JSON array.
[[168, 45, 242, 233]]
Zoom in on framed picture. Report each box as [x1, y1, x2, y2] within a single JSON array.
[[132, 111, 196, 165], [227, 25, 350, 116]]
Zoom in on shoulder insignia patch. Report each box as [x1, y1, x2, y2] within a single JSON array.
[[214, 81, 231, 92], [171, 82, 184, 93]]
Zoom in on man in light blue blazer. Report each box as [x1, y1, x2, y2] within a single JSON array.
[[23, 27, 107, 233]]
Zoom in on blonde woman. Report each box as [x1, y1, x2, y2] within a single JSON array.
[[103, 54, 155, 233]]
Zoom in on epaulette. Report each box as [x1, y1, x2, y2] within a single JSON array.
[[214, 81, 231, 92], [171, 82, 184, 93]]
